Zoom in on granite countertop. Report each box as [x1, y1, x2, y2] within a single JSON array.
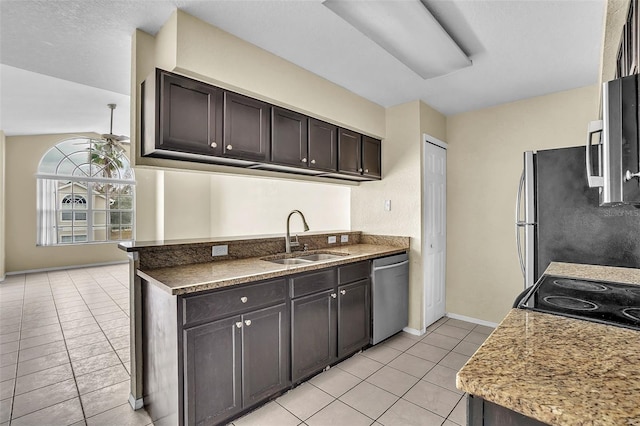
[[456, 262, 640, 426], [138, 243, 407, 296]]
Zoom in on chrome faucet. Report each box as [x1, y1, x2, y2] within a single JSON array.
[[286, 210, 310, 253]]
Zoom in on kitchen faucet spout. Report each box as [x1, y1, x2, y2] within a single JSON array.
[[286, 210, 310, 253]]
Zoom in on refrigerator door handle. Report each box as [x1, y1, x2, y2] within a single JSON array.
[[586, 120, 604, 188], [515, 169, 526, 278]]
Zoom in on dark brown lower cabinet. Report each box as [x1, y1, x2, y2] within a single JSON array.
[[467, 395, 548, 426], [291, 289, 337, 383], [184, 316, 242, 425], [337, 279, 370, 358], [183, 303, 289, 426]]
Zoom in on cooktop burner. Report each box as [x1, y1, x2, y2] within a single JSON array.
[[518, 275, 640, 331]]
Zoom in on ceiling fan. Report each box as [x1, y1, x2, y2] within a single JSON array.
[[100, 103, 129, 144]]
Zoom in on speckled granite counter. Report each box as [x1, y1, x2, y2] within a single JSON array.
[[456, 263, 640, 426], [137, 243, 408, 295]]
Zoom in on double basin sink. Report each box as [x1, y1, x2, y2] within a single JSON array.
[[262, 252, 347, 265]]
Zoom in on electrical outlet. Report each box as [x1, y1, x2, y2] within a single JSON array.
[[212, 245, 228, 256], [384, 200, 391, 211], [340, 234, 349, 243], [328, 236, 337, 244]]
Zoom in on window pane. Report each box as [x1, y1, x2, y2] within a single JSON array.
[[121, 212, 132, 225], [73, 227, 87, 238], [93, 211, 106, 225], [74, 212, 87, 221], [61, 212, 73, 221], [110, 212, 121, 226], [92, 227, 107, 242]]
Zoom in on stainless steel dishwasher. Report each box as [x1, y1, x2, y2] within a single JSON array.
[[371, 253, 409, 345]]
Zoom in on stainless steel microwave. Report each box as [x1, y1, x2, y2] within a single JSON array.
[[586, 74, 640, 206]]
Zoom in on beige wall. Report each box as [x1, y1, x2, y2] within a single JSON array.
[[351, 100, 446, 331], [131, 10, 381, 242], [5, 134, 128, 273], [210, 174, 350, 237], [446, 85, 600, 323], [1, 130, 5, 279]]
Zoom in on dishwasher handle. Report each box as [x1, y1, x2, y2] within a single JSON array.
[[372, 260, 409, 272]]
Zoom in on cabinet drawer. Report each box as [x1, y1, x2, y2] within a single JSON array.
[[290, 268, 336, 299], [182, 279, 286, 327], [338, 261, 370, 285]]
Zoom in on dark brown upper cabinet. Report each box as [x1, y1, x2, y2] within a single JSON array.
[[362, 136, 382, 179], [143, 69, 223, 157], [337, 128, 362, 176], [223, 92, 271, 162], [141, 69, 381, 181], [271, 107, 308, 168], [308, 118, 338, 172], [337, 129, 382, 180]]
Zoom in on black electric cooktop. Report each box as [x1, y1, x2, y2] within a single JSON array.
[[517, 275, 640, 331]]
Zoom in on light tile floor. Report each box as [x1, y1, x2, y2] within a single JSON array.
[[0, 264, 494, 426], [233, 314, 494, 426], [0, 264, 153, 426]]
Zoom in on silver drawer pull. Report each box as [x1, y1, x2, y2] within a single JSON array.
[[244, 320, 252, 326], [210, 142, 217, 148], [311, 159, 316, 164], [330, 293, 337, 299], [240, 296, 248, 303], [227, 145, 233, 150], [340, 290, 346, 295], [365, 169, 369, 173], [235, 322, 243, 328], [301, 158, 307, 162]]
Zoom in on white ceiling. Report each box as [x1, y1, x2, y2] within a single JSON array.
[[0, 0, 605, 137]]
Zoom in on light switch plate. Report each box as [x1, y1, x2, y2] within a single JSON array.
[[340, 235, 349, 243], [328, 236, 337, 244], [212, 245, 228, 256]]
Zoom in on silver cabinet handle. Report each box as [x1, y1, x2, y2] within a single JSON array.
[[340, 290, 346, 295], [624, 170, 640, 182], [244, 320, 252, 326], [210, 142, 217, 148], [365, 169, 369, 173], [227, 145, 233, 151], [301, 158, 307, 162], [236, 322, 242, 328], [358, 168, 363, 173], [311, 159, 316, 164], [240, 296, 248, 303], [330, 293, 336, 299]]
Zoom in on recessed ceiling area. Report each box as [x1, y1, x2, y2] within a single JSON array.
[[0, 0, 605, 137]]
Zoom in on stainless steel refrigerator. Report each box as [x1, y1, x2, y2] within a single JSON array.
[[516, 146, 640, 289]]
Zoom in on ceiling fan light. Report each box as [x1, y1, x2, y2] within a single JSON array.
[[323, 0, 471, 79]]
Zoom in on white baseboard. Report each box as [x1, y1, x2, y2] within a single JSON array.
[[3, 260, 128, 278], [446, 312, 499, 328], [402, 326, 426, 336]]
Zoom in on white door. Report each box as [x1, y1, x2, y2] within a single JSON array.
[[423, 135, 447, 328]]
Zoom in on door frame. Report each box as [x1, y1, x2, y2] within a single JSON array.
[[422, 133, 448, 331]]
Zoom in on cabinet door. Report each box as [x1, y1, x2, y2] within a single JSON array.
[[223, 92, 271, 162], [159, 71, 223, 156], [337, 128, 362, 176], [362, 136, 382, 179], [242, 303, 290, 407], [308, 118, 337, 172], [271, 107, 308, 168], [291, 289, 337, 382], [337, 279, 370, 358], [184, 316, 242, 426]]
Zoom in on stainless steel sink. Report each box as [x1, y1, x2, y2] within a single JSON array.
[[261, 251, 347, 265], [267, 258, 313, 265], [296, 253, 344, 261]]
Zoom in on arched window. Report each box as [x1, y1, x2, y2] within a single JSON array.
[[36, 137, 135, 245]]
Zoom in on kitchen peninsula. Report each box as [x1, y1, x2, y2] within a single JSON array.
[[120, 232, 409, 426], [456, 262, 640, 426]]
